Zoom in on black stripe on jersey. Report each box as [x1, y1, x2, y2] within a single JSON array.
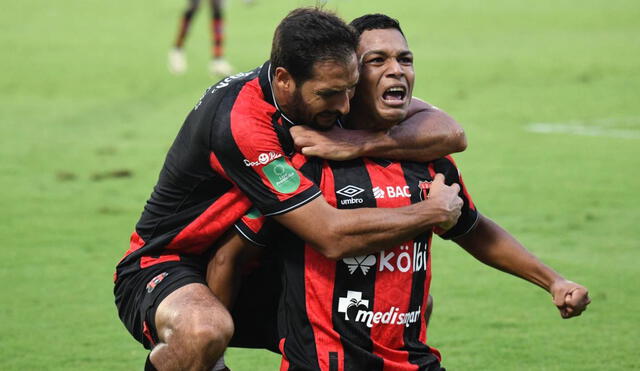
[[400, 162, 440, 367], [278, 233, 321, 370], [328, 159, 384, 371], [432, 158, 479, 240]]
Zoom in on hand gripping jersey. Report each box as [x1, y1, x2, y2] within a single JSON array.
[[235, 154, 478, 371], [115, 62, 321, 281]]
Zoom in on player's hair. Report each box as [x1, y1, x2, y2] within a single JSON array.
[[270, 8, 358, 84], [349, 14, 405, 38]]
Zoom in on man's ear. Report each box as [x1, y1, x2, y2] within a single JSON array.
[[274, 66, 296, 93]]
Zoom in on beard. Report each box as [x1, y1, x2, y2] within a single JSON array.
[[287, 89, 341, 131]]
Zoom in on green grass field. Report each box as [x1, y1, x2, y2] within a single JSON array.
[[1, 0, 639, 369]]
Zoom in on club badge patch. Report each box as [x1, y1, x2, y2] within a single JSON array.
[[262, 157, 300, 194], [146, 272, 169, 293], [418, 180, 432, 201]]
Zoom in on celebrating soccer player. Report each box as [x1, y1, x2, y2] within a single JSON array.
[[115, 8, 468, 371], [208, 13, 592, 371]]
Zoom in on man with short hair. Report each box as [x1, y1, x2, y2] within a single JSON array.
[[115, 8, 467, 371], [212, 13, 590, 370]]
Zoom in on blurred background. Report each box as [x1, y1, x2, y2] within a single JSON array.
[[1, 0, 638, 369]]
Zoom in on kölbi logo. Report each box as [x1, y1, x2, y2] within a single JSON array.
[[336, 185, 365, 206], [337, 290, 422, 328]]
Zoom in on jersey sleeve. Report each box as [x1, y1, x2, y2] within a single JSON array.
[[433, 156, 479, 240], [209, 81, 321, 216], [233, 207, 281, 248]]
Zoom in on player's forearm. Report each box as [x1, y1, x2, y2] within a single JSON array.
[[455, 215, 564, 292], [360, 102, 467, 161], [206, 232, 260, 308], [275, 199, 448, 260], [327, 202, 449, 259]]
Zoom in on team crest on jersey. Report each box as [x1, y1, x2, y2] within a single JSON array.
[[343, 255, 377, 275], [262, 157, 300, 194], [418, 180, 432, 201], [146, 272, 169, 293]]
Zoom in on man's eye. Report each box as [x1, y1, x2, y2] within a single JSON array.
[[399, 57, 413, 65], [367, 57, 384, 64], [318, 91, 339, 98]]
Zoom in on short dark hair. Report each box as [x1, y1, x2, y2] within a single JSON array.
[[349, 14, 404, 38], [270, 8, 358, 84]]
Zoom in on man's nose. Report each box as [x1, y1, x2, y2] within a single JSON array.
[[386, 58, 404, 77], [335, 90, 351, 115]]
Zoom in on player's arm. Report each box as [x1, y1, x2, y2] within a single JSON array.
[[274, 173, 462, 260], [290, 98, 466, 161], [453, 215, 591, 318], [206, 230, 262, 309]]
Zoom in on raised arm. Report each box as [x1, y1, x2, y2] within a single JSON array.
[[275, 173, 462, 260], [454, 214, 591, 318], [290, 98, 466, 161]]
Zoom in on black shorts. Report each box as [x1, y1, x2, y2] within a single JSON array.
[[114, 258, 207, 350], [228, 252, 282, 353]]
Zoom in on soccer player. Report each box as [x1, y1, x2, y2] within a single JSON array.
[[212, 14, 591, 370], [115, 8, 467, 371], [168, 0, 234, 76]]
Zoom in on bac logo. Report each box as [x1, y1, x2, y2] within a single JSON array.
[[372, 185, 410, 199]]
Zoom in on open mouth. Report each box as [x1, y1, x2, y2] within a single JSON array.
[[382, 86, 406, 104]]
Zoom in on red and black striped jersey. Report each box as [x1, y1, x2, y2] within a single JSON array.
[[115, 62, 321, 281], [235, 154, 478, 371]]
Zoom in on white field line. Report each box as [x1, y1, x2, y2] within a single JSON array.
[[525, 117, 640, 139]]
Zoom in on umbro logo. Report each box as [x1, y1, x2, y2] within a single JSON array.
[[336, 185, 365, 206], [336, 185, 365, 198]]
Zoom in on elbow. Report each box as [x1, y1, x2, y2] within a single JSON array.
[[449, 126, 468, 153], [311, 225, 351, 261], [313, 238, 348, 261]]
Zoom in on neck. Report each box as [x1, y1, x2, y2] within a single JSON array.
[[346, 105, 397, 131]]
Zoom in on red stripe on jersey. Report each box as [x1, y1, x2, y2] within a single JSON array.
[[444, 155, 476, 211], [140, 254, 181, 269], [241, 214, 265, 234], [209, 151, 231, 181], [114, 231, 147, 281], [165, 187, 252, 254], [279, 338, 290, 371], [364, 159, 415, 370], [290, 152, 308, 169], [304, 246, 344, 371], [319, 161, 337, 207], [143, 321, 157, 347]]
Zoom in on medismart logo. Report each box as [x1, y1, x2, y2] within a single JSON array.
[[336, 185, 365, 206], [262, 157, 300, 194], [337, 290, 422, 328]]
